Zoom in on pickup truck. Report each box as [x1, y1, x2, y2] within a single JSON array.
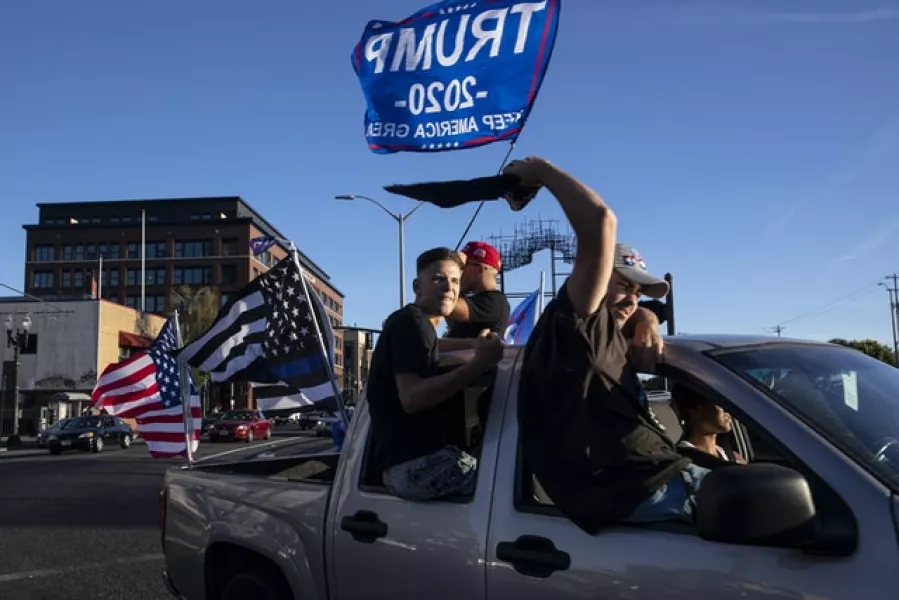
[[160, 334, 899, 599]]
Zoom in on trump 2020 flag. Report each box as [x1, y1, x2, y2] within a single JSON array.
[[505, 287, 540, 344], [175, 258, 335, 403], [91, 317, 201, 459], [352, 0, 561, 154]]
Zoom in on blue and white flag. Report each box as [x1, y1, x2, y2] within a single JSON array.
[[250, 235, 277, 255], [352, 0, 561, 154], [505, 287, 540, 345]]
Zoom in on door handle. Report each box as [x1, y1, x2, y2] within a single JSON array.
[[340, 510, 387, 543], [496, 535, 570, 579]]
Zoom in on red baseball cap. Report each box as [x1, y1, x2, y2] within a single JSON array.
[[460, 241, 501, 271]]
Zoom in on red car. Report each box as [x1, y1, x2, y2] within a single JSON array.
[[207, 409, 273, 443]]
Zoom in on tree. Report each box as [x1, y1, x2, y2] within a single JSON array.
[[169, 286, 221, 407], [829, 338, 896, 366]]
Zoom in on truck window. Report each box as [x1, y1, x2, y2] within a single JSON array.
[[357, 383, 496, 503]]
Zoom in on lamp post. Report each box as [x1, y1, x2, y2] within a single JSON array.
[[4, 313, 32, 447], [334, 194, 424, 309]]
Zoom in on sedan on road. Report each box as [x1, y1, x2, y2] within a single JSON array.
[[45, 415, 134, 455], [207, 409, 272, 443], [36, 418, 74, 448]]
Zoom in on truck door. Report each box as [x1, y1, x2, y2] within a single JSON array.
[[485, 360, 894, 599], [327, 352, 520, 600]]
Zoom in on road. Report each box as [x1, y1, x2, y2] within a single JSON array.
[[0, 430, 334, 600]]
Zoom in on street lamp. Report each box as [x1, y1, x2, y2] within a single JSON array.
[[4, 313, 31, 447], [334, 194, 424, 308]]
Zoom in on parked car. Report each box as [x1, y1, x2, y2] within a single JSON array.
[[201, 412, 224, 435], [160, 336, 899, 599], [206, 409, 272, 443], [46, 414, 133, 455], [314, 413, 340, 437], [36, 418, 74, 448]]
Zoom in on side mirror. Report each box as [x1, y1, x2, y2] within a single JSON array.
[[696, 463, 816, 547]]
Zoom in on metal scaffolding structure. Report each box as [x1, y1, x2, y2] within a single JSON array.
[[485, 218, 576, 299]]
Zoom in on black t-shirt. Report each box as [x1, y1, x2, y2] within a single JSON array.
[[518, 283, 689, 534], [366, 304, 451, 470], [445, 290, 511, 338]]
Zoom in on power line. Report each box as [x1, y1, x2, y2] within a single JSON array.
[[776, 277, 885, 328]]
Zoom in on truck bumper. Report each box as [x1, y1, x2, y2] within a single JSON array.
[[162, 570, 186, 599]]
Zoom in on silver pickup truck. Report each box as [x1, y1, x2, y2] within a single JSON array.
[[161, 335, 899, 599]]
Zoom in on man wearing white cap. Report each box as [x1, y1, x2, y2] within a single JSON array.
[[505, 157, 708, 533]]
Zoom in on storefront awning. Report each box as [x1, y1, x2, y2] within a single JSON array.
[[119, 331, 153, 349]]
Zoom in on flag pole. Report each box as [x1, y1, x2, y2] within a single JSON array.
[[538, 270, 545, 317], [140, 209, 146, 313], [172, 310, 195, 468], [287, 242, 350, 428]]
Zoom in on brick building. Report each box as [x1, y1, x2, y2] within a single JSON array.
[[21, 197, 344, 410]]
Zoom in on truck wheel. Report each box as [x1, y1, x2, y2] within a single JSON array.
[[220, 568, 291, 600]]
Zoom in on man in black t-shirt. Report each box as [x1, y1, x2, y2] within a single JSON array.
[[504, 157, 711, 534], [366, 247, 504, 501], [445, 241, 510, 340]]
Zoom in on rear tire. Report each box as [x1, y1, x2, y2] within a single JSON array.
[[220, 568, 291, 600], [120, 434, 132, 449]]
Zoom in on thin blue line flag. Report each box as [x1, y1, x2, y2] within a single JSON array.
[[504, 287, 540, 345], [352, 0, 561, 154]]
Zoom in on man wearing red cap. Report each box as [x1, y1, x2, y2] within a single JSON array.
[[444, 241, 510, 340]]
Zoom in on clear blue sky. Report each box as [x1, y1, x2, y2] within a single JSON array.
[[2, 0, 897, 344]]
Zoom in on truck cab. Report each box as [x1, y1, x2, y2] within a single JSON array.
[[162, 337, 899, 599]]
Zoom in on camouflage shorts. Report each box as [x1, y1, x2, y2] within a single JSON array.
[[383, 446, 478, 501]]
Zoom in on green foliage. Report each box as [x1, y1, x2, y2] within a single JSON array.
[[829, 338, 896, 365]]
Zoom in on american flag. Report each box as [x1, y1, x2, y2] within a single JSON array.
[[92, 317, 201, 459], [176, 257, 336, 406]]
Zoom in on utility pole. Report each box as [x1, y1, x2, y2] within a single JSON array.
[[882, 274, 899, 367], [771, 325, 785, 337]]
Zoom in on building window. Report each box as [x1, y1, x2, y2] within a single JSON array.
[[74, 270, 84, 289], [61, 270, 71, 288], [86, 244, 97, 260], [63, 245, 73, 260], [127, 268, 166, 286], [174, 267, 212, 285], [146, 295, 166, 314], [221, 264, 238, 284], [221, 237, 238, 256], [108, 243, 120, 259], [105, 269, 120, 287], [32, 271, 54, 289], [127, 243, 139, 259], [258, 251, 272, 267], [34, 245, 55, 261], [174, 240, 212, 258], [74, 244, 84, 261], [146, 241, 167, 258]]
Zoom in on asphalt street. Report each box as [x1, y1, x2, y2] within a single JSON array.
[[0, 429, 334, 600]]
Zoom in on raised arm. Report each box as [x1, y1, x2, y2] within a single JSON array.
[[503, 158, 617, 317]]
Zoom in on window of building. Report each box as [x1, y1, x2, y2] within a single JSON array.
[[221, 264, 238, 284], [32, 271, 54, 289], [104, 268, 120, 287], [74, 244, 84, 261], [221, 237, 238, 256], [86, 244, 97, 260], [34, 245, 55, 261], [146, 295, 166, 314], [258, 251, 272, 267], [127, 268, 166, 286], [174, 267, 212, 286], [61, 270, 71, 288], [107, 243, 120, 259], [63, 245, 73, 260], [74, 270, 84, 289], [146, 241, 167, 258], [174, 240, 212, 258]]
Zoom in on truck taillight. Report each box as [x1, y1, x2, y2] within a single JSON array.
[[158, 486, 168, 551]]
